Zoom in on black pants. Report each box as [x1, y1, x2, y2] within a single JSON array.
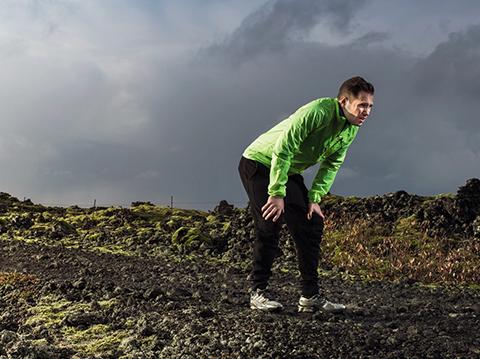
[[238, 156, 324, 297]]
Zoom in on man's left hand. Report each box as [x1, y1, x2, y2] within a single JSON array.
[[307, 202, 325, 220]]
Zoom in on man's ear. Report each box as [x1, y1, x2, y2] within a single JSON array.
[[338, 96, 348, 107]]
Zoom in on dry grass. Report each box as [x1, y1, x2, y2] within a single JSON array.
[[0, 271, 38, 286], [322, 216, 480, 285]]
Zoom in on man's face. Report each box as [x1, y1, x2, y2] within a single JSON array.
[[339, 91, 374, 127]]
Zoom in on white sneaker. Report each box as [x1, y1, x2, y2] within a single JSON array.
[[250, 288, 284, 312], [298, 294, 346, 313]]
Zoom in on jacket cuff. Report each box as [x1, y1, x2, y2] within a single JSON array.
[[268, 188, 286, 198], [308, 191, 322, 203]]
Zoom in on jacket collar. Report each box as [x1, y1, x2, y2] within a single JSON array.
[[335, 98, 346, 120], [334, 98, 348, 126]]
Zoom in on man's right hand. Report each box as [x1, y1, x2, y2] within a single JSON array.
[[261, 196, 285, 222]]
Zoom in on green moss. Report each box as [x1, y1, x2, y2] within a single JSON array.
[[206, 214, 217, 223], [26, 294, 91, 328], [433, 193, 455, 199], [12, 235, 37, 244], [31, 338, 49, 346], [58, 237, 82, 248], [124, 319, 136, 329], [97, 298, 118, 308], [83, 232, 103, 241], [41, 212, 54, 221], [29, 223, 51, 231], [131, 205, 171, 222], [25, 294, 133, 356], [171, 226, 210, 251], [0, 234, 13, 242], [89, 209, 112, 221], [91, 245, 133, 256], [171, 227, 187, 243], [66, 214, 91, 226], [114, 224, 136, 236], [222, 221, 231, 233], [344, 196, 362, 204], [136, 227, 154, 238], [61, 324, 130, 355]]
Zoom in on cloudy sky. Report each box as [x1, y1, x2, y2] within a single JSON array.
[[1, 0, 479, 210]]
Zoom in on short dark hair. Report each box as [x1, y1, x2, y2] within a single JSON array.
[[337, 76, 374, 99]]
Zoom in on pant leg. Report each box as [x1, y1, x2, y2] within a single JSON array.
[[238, 156, 283, 291], [283, 173, 324, 297]]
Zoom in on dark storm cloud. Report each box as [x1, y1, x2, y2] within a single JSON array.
[[411, 24, 480, 132], [351, 31, 390, 48], [414, 24, 480, 97], [208, 0, 366, 63], [382, 24, 480, 194]]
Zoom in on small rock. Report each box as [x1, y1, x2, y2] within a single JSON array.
[[253, 340, 266, 349], [143, 286, 164, 300], [198, 308, 215, 319], [72, 279, 87, 290], [0, 330, 18, 346], [406, 325, 418, 336]]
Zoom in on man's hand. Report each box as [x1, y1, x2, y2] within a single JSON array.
[[307, 202, 325, 220], [262, 196, 284, 222]]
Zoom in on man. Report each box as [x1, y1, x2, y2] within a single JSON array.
[[238, 76, 374, 312]]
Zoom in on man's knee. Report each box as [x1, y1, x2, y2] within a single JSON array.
[[286, 207, 324, 239], [255, 216, 283, 236], [308, 214, 324, 238]]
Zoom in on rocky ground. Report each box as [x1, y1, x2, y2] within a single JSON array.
[[0, 179, 479, 358]]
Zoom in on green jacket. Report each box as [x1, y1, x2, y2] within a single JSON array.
[[242, 97, 359, 203]]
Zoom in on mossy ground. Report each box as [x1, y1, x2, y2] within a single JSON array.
[[22, 293, 161, 356], [0, 200, 231, 260], [0, 191, 478, 357]]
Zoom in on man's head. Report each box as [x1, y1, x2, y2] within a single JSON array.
[[337, 76, 374, 127]]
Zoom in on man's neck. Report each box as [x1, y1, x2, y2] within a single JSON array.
[[338, 103, 346, 118]]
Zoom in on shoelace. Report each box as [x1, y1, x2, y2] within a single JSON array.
[[304, 294, 326, 305], [253, 293, 269, 303]]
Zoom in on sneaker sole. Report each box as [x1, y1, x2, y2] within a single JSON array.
[[298, 305, 345, 313], [250, 304, 283, 312], [298, 305, 315, 313]]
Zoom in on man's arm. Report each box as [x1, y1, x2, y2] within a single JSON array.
[[308, 145, 350, 203], [268, 105, 325, 198]]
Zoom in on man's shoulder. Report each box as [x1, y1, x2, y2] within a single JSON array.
[[298, 97, 336, 113], [292, 97, 336, 126]]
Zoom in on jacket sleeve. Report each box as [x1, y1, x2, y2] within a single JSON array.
[[268, 105, 325, 198], [308, 145, 349, 203]]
